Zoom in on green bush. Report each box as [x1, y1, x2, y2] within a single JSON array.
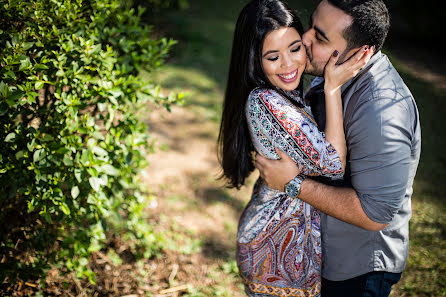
[[0, 0, 180, 284]]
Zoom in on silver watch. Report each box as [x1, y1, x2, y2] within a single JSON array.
[[285, 174, 306, 198]]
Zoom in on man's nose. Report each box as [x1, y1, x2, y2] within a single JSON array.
[[302, 29, 312, 47]]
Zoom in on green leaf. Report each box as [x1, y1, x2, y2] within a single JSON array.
[[35, 81, 44, 90], [81, 149, 91, 165], [33, 149, 46, 163], [74, 169, 83, 183], [89, 177, 101, 192], [27, 139, 36, 151], [22, 42, 34, 51], [3, 70, 16, 80], [101, 164, 119, 176], [15, 150, 25, 160], [43, 213, 52, 224], [0, 81, 8, 98], [63, 154, 74, 166], [92, 146, 108, 157], [19, 57, 31, 71], [34, 64, 49, 70], [42, 134, 54, 142], [7, 90, 25, 106], [60, 203, 70, 215], [4, 132, 16, 142], [71, 186, 80, 199]]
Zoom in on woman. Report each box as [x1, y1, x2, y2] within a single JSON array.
[[217, 0, 372, 296]]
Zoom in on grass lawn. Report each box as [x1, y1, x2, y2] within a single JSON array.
[[151, 0, 446, 296]]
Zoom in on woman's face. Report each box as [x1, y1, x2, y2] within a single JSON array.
[[262, 27, 306, 91]]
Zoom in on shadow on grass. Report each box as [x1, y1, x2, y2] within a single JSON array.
[[198, 187, 246, 213], [398, 65, 446, 199], [201, 233, 235, 261]]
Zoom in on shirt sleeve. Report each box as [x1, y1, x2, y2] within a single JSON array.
[[246, 88, 343, 178], [346, 97, 414, 224]]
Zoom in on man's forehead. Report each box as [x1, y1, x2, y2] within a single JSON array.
[[312, 0, 353, 40]]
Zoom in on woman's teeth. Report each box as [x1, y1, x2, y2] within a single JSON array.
[[279, 70, 297, 80]]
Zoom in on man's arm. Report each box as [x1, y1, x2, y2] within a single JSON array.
[[255, 149, 388, 231], [299, 176, 388, 231]]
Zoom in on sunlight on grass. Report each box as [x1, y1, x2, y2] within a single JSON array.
[[159, 214, 203, 255], [148, 65, 224, 122], [182, 261, 244, 297]]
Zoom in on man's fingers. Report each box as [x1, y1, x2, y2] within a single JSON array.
[[275, 147, 287, 160], [276, 147, 294, 162], [255, 153, 267, 165], [255, 158, 263, 170]]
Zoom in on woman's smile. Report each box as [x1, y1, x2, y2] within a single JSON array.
[[278, 69, 299, 82]]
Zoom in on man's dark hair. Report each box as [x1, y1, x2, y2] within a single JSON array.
[[327, 0, 390, 52]]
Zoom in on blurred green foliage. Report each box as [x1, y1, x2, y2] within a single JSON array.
[[0, 0, 181, 284]]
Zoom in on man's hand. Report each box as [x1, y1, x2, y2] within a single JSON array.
[[255, 148, 300, 191]]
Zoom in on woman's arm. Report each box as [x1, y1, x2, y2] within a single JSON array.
[[323, 46, 374, 170], [246, 88, 343, 178]]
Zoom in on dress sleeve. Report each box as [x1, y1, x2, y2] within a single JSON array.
[[246, 88, 343, 178]]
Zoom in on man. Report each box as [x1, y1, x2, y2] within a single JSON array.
[[255, 0, 421, 296]]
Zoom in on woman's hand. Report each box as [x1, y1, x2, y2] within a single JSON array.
[[324, 45, 374, 97]]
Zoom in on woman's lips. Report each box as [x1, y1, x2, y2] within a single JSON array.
[[277, 69, 298, 83]]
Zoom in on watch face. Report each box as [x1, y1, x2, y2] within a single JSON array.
[[286, 182, 298, 197]]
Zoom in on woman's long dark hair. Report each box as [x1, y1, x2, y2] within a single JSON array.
[[217, 0, 304, 188]]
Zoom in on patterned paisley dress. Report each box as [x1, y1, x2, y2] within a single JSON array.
[[237, 87, 344, 297]]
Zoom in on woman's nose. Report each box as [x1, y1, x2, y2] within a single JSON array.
[[281, 54, 293, 68]]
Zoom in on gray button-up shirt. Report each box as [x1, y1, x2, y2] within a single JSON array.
[[308, 52, 421, 281]]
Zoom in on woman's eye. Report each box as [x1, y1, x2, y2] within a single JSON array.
[[291, 45, 301, 52], [267, 56, 279, 61]]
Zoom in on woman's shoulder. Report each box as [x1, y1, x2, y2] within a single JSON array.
[[249, 87, 273, 97], [248, 87, 285, 102]]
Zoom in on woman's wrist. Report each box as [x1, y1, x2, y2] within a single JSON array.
[[324, 85, 342, 98]]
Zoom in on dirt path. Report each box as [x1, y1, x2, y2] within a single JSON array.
[[143, 104, 256, 296]]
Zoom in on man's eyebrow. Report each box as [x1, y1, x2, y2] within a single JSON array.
[[314, 25, 329, 41]]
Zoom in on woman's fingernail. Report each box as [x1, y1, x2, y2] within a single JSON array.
[[333, 50, 339, 57]]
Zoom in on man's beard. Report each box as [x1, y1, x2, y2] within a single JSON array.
[[304, 46, 349, 77], [304, 46, 324, 77]]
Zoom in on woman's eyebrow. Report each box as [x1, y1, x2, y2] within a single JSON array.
[[262, 49, 279, 57], [288, 40, 302, 47], [262, 40, 302, 57]]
